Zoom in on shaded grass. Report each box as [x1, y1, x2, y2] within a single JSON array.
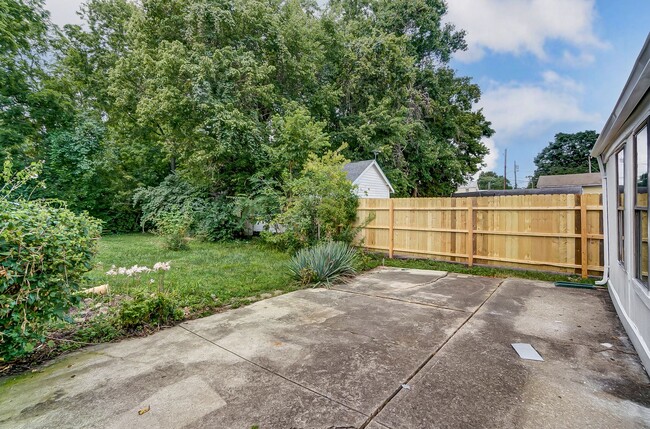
[[360, 252, 597, 285], [86, 233, 295, 313]]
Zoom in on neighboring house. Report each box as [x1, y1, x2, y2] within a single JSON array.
[[343, 160, 394, 199], [456, 181, 479, 193], [591, 34, 650, 372], [536, 172, 602, 194]]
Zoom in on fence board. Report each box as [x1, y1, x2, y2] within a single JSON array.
[[356, 194, 604, 277]]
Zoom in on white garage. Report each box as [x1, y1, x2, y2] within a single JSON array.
[[343, 160, 394, 199]]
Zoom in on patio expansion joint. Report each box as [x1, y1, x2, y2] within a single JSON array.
[[358, 278, 507, 429], [331, 281, 470, 315], [178, 324, 369, 420]]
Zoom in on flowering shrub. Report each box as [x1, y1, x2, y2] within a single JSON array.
[[106, 262, 170, 276], [106, 261, 171, 292], [0, 161, 102, 362]]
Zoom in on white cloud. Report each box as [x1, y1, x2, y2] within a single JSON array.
[[479, 73, 600, 140], [482, 137, 499, 171], [541, 70, 583, 93], [476, 71, 601, 180], [44, 0, 84, 27], [446, 0, 607, 63]]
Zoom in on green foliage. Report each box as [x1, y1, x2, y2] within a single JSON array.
[[6, 0, 494, 233], [133, 174, 202, 229], [194, 197, 252, 242], [154, 209, 192, 251], [133, 174, 251, 242], [267, 150, 359, 250], [531, 131, 600, 187], [0, 164, 102, 361], [477, 171, 512, 190], [116, 293, 183, 331], [0, 0, 72, 166], [288, 241, 357, 286], [71, 315, 122, 344]]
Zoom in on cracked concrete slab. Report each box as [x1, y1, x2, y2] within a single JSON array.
[[2, 268, 648, 429], [0, 327, 366, 429], [181, 287, 468, 413], [374, 278, 650, 429], [335, 268, 501, 312]]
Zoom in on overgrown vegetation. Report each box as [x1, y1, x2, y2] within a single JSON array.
[[3, 0, 493, 233], [0, 162, 102, 362], [289, 241, 358, 286], [265, 150, 360, 251]]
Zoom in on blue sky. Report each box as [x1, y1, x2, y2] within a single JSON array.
[[446, 0, 650, 186], [44, 0, 650, 187]]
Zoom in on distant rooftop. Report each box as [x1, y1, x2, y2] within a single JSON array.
[[536, 173, 601, 189], [343, 160, 374, 182]]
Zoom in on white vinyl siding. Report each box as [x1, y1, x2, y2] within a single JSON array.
[[353, 164, 391, 198]]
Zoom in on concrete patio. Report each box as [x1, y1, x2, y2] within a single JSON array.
[[1, 267, 649, 428]]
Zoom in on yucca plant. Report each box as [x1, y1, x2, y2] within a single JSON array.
[[289, 241, 358, 286]]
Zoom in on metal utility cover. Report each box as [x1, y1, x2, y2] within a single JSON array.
[[511, 343, 544, 361]]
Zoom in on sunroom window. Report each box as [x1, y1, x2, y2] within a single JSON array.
[[635, 122, 649, 286], [617, 148, 625, 264]]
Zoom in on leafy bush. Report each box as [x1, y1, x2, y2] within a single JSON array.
[[117, 293, 184, 331], [267, 150, 359, 251], [0, 162, 102, 361], [288, 241, 357, 286], [194, 197, 252, 242], [154, 209, 192, 250], [133, 174, 203, 230], [134, 174, 251, 241]]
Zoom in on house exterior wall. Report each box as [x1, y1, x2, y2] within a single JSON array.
[[602, 98, 650, 372], [582, 185, 602, 194], [354, 164, 391, 198]]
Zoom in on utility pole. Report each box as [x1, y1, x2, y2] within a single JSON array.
[[514, 160, 519, 189], [588, 155, 592, 173], [503, 149, 507, 190]]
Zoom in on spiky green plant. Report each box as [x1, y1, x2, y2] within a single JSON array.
[[288, 241, 357, 286]]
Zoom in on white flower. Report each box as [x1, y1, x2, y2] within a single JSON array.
[[153, 261, 171, 272], [150, 278, 155, 284], [106, 265, 118, 276]]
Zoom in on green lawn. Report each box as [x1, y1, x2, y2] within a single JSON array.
[[86, 234, 294, 313]]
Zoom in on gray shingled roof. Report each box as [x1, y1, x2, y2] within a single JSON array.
[[343, 160, 374, 182], [536, 172, 602, 188]]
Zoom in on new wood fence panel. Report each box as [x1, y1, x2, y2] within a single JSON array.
[[356, 194, 604, 277]]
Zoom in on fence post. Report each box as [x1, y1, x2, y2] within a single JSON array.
[[580, 195, 588, 278], [388, 199, 395, 258], [467, 198, 474, 267]]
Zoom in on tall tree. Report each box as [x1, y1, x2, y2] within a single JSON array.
[[531, 131, 600, 186], [325, 0, 493, 196], [477, 171, 511, 190], [0, 0, 72, 165]]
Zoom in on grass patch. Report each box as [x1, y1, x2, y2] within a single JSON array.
[[86, 233, 294, 312], [359, 252, 597, 285]]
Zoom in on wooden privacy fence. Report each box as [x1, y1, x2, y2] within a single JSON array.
[[356, 194, 604, 277]]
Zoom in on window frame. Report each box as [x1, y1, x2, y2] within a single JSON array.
[[633, 117, 650, 287], [616, 147, 625, 265]]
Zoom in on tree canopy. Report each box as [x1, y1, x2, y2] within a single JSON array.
[[2, 0, 494, 230], [477, 171, 511, 190], [531, 131, 599, 187]]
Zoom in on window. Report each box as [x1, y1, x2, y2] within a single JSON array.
[[635, 121, 649, 286], [617, 149, 625, 263]]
